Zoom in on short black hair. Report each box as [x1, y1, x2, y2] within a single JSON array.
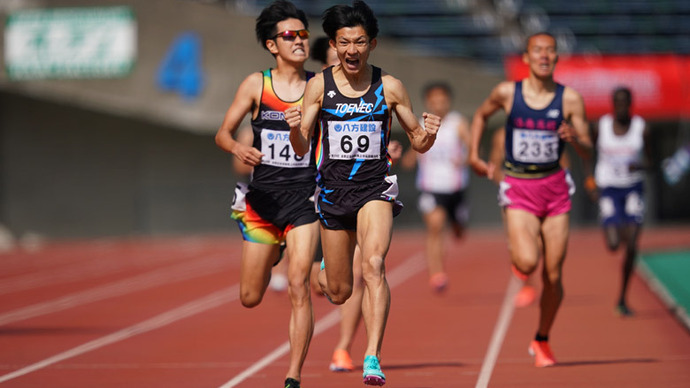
[[423, 81, 453, 100], [311, 36, 331, 65], [322, 0, 378, 41], [255, 0, 308, 51], [613, 86, 632, 102], [525, 31, 557, 52]]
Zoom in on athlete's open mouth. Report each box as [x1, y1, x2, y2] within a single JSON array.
[[345, 58, 359, 69]]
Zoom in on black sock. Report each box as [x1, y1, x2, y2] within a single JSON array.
[[285, 378, 300, 387], [535, 333, 549, 342]]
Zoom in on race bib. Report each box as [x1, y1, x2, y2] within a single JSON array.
[[328, 121, 382, 160], [260, 129, 310, 168], [512, 128, 559, 164]]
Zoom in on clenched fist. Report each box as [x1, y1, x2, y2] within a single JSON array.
[[284, 105, 302, 131], [422, 112, 441, 137]]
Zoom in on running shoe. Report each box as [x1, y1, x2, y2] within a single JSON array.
[[362, 355, 386, 386], [514, 285, 537, 307], [429, 272, 449, 293], [329, 349, 354, 372], [284, 377, 300, 388], [615, 303, 634, 317], [528, 340, 557, 367]]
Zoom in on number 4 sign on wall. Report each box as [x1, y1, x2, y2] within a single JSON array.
[[156, 31, 204, 100]]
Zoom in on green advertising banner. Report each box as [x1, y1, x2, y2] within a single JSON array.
[[4, 6, 136, 80]]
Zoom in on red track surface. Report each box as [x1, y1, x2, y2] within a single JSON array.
[[1, 227, 689, 387]]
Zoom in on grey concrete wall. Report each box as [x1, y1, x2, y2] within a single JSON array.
[[0, 91, 237, 238]]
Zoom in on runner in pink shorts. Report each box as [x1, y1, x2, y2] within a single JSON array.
[[469, 32, 593, 368]]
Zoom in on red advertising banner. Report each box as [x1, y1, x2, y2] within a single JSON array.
[[504, 55, 690, 120]]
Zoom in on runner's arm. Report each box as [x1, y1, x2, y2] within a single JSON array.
[[488, 128, 505, 184], [383, 75, 439, 153], [232, 126, 254, 176], [469, 81, 513, 179], [215, 73, 264, 166], [559, 87, 593, 160], [288, 75, 323, 157], [457, 114, 471, 166]]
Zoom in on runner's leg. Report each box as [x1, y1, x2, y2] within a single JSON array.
[[284, 221, 320, 381], [239, 241, 281, 307], [538, 212, 569, 337], [334, 245, 364, 351], [423, 206, 447, 277], [618, 222, 640, 308], [319, 226, 356, 305], [357, 200, 393, 359], [504, 208, 541, 276]]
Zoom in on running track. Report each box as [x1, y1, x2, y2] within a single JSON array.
[[1, 227, 689, 387]]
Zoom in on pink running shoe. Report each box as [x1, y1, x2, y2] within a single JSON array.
[[528, 340, 557, 367], [429, 272, 449, 293]]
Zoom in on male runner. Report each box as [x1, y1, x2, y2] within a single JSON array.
[[469, 32, 592, 367], [214, 2, 318, 387], [401, 81, 471, 292], [287, 1, 440, 384], [586, 87, 651, 317]]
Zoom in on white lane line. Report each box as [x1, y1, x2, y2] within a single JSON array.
[[0, 244, 211, 295], [0, 254, 229, 326], [0, 285, 239, 384], [218, 251, 425, 388], [475, 276, 521, 388]]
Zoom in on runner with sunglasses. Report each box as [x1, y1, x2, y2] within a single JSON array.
[[287, 1, 440, 385], [214, 2, 317, 387]]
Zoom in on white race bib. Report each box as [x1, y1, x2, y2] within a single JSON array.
[[328, 121, 382, 160], [260, 129, 310, 168], [512, 128, 559, 164]]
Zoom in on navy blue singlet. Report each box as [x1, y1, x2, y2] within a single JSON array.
[[504, 80, 565, 176]]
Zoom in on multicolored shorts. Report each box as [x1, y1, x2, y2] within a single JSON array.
[[231, 183, 318, 244]]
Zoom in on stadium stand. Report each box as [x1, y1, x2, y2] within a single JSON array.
[[232, 0, 690, 63]]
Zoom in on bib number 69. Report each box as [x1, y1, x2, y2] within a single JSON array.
[[340, 134, 370, 153]]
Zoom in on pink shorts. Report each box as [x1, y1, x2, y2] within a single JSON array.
[[498, 169, 572, 218]]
